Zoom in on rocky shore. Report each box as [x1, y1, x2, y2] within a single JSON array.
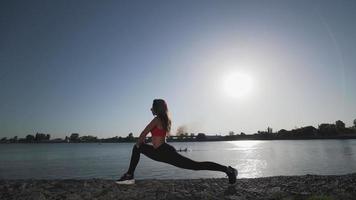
[[1, 173, 356, 200]]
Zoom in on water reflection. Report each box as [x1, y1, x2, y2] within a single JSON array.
[[238, 159, 267, 178], [342, 140, 354, 156], [1, 140, 356, 179], [226, 140, 266, 151]]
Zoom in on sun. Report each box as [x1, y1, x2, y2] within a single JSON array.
[[223, 72, 254, 98]]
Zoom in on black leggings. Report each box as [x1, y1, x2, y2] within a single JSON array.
[[127, 142, 227, 175]]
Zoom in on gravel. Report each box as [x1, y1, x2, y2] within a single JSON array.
[[1, 173, 356, 200]]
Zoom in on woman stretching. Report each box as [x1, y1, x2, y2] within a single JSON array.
[[116, 99, 238, 185]]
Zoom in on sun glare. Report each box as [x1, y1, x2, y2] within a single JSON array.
[[223, 72, 254, 98]]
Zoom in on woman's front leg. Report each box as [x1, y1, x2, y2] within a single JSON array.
[[126, 143, 163, 175], [139, 143, 166, 162], [126, 144, 142, 175]]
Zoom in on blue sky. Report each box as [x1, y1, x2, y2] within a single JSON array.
[[1, 0, 355, 139]]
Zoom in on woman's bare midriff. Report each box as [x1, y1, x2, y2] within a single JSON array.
[[152, 136, 166, 149]]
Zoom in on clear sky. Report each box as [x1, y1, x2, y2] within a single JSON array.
[[1, 0, 355, 139]]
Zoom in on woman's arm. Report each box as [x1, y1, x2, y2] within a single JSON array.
[[136, 117, 158, 147]]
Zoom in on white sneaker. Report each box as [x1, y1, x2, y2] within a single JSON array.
[[115, 173, 135, 185]]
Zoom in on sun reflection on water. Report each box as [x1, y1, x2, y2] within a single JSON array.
[[238, 159, 268, 178], [225, 141, 268, 178], [226, 140, 266, 151]]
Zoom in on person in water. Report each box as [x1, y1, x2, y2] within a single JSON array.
[[116, 99, 238, 185]]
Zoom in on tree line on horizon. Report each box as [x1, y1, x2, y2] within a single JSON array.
[[1, 119, 356, 143]]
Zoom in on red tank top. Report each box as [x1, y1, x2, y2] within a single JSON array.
[[151, 125, 166, 137]]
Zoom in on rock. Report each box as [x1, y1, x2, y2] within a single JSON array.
[[269, 186, 281, 193], [25, 191, 46, 200], [66, 193, 82, 200], [225, 195, 246, 200]]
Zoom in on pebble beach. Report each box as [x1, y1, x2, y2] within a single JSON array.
[[1, 173, 356, 200]]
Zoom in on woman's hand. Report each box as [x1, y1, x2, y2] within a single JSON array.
[[135, 117, 158, 148], [135, 137, 145, 148]]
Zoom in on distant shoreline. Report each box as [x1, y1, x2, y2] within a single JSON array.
[[1, 173, 355, 200], [2, 121, 356, 144], [1, 135, 356, 144]]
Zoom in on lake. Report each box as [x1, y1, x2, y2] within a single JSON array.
[[1, 140, 356, 180]]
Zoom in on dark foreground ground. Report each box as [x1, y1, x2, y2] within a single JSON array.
[[1, 173, 356, 200]]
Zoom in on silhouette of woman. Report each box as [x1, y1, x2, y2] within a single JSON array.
[[116, 99, 238, 184]]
